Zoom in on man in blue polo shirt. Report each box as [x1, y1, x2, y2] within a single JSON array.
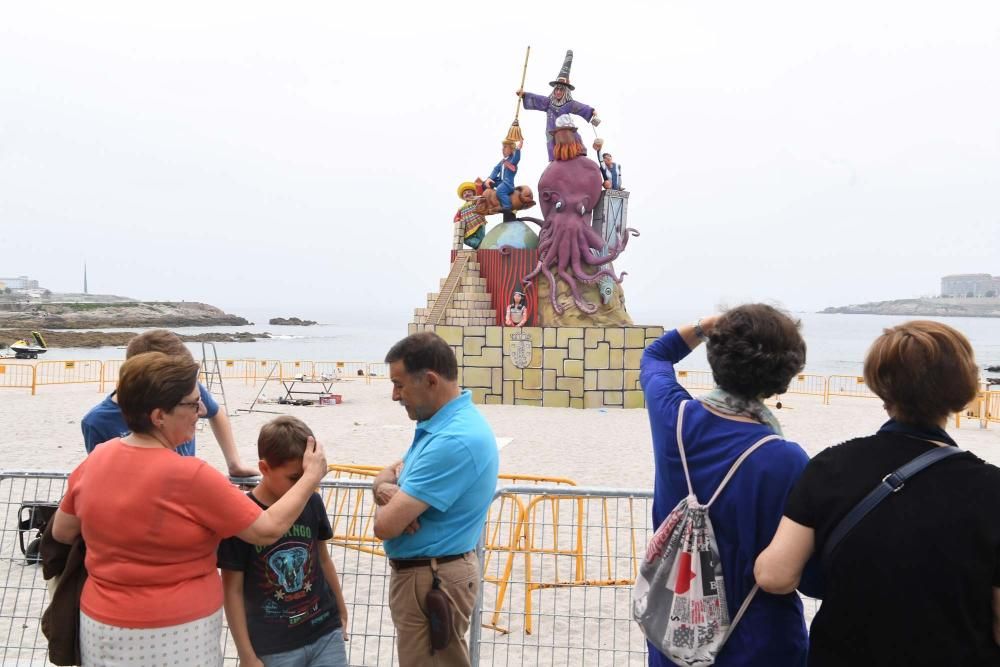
[[373, 332, 498, 667]]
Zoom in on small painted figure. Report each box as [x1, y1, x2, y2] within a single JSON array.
[[517, 50, 600, 161], [550, 115, 586, 161], [599, 151, 623, 190], [485, 140, 522, 222], [454, 180, 486, 249], [505, 289, 529, 327]]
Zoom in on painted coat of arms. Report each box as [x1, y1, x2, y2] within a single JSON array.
[[509, 332, 532, 369]]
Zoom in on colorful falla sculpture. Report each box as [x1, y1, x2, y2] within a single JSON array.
[[524, 115, 637, 323], [449, 48, 637, 327]]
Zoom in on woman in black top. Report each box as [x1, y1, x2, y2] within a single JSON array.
[[754, 320, 1000, 666]]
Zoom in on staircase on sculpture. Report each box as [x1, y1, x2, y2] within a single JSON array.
[[413, 251, 497, 327]]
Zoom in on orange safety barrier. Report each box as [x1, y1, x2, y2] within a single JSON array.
[[825, 374, 878, 404], [34, 360, 103, 392], [319, 464, 584, 635], [278, 361, 315, 381], [955, 390, 988, 429], [100, 359, 123, 392], [675, 369, 714, 391], [366, 362, 390, 380], [783, 373, 828, 399], [313, 361, 372, 385], [0, 362, 36, 394], [985, 391, 1000, 425]]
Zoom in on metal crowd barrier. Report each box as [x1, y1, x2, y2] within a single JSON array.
[[0, 471, 827, 666], [825, 374, 878, 403], [0, 363, 35, 393], [2, 356, 935, 412]]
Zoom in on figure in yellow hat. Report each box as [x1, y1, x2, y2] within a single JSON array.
[[454, 180, 486, 249]]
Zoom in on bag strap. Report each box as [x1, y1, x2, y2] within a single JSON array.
[[821, 446, 962, 563], [676, 400, 781, 507]]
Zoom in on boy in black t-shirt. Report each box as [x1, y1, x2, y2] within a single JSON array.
[[218, 416, 349, 667]]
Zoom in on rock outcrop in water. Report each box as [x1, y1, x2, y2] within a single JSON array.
[[268, 317, 318, 326]]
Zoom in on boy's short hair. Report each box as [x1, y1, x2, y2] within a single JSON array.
[[126, 329, 193, 361], [863, 320, 979, 426], [258, 416, 314, 467]]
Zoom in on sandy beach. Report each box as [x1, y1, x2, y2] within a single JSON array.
[[3, 377, 999, 482], [2, 377, 999, 666]]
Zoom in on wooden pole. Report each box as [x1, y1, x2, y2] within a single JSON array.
[[506, 46, 531, 142], [514, 45, 531, 121]]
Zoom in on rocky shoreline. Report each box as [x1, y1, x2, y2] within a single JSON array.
[[0, 301, 250, 329], [0, 301, 266, 348], [0, 329, 268, 348], [821, 297, 1000, 318]]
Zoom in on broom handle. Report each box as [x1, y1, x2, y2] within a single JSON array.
[[513, 46, 531, 121]]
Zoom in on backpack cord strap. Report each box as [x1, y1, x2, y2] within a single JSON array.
[[675, 400, 696, 498], [719, 584, 759, 648], [705, 435, 782, 508]]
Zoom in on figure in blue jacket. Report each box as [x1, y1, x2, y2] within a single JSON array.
[[485, 139, 522, 222]]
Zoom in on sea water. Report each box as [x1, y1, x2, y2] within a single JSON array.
[[30, 306, 1000, 377]]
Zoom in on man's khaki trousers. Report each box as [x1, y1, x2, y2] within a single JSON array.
[[389, 552, 480, 666]]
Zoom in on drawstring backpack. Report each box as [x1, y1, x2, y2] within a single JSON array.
[[633, 400, 779, 666]]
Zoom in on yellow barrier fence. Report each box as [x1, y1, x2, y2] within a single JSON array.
[[100, 359, 123, 392], [0, 362, 36, 393], [313, 361, 372, 384], [783, 373, 828, 399], [986, 391, 1000, 425], [825, 374, 878, 404], [675, 369, 714, 391], [34, 360, 103, 392], [278, 360, 314, 381]]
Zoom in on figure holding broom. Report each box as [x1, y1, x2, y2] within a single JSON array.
[[516, 50, 601, 161]]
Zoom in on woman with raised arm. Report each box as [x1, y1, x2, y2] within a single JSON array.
[[641, 304, 819, 667], [51, 351, 328, 667]]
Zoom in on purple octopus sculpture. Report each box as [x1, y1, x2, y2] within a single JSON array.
[[523, 153, 638, 314]]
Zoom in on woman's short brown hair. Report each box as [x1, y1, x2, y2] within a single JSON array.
[[258, 416, 314, 467], [863, 320, 979, 426], [117, 352, 201, 434], [706, 304, 807, 399]]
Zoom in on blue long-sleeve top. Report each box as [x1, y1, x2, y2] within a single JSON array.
[[640, 330, 812, 667], [488, 149, 520, 189]]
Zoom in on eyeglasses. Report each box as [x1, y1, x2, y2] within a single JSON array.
[[174, 398, 203, 412]]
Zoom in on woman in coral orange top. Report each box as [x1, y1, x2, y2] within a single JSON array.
[[52, 352, 328, 667]]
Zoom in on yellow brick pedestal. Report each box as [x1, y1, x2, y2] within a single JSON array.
[[407, 323, 664, 409]]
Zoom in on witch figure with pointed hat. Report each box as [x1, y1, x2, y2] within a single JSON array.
[[517, 50, 600, 161]]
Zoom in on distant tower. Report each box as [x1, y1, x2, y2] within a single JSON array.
[[83, 262, 88, 295]]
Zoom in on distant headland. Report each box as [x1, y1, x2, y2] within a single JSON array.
[[823, 273, 1000, 318], [0, 295, 266, 348], [821, 297, 1000, 318]]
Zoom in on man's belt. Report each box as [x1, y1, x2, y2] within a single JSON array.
[[389, 551, 471, 571]]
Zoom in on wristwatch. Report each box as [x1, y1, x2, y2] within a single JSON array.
[[693, 319, 709, 342]]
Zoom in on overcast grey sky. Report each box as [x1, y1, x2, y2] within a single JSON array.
[[2, 1, 998, 323]]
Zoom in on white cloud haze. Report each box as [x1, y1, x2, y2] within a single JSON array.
[[2, 0, 998, 323]]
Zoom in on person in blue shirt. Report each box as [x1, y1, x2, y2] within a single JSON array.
[[484, 139, 522, 221], [80, 329, 257, 477], [372, 332, 498, 667], [641, 305, 821, 667]]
